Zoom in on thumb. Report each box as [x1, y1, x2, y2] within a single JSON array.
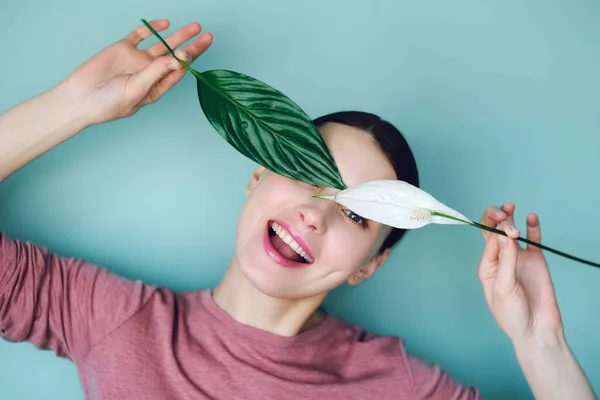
[[478, 234, 499, 305], [495, 234, 519, 296], [128, 55, 182, 98]]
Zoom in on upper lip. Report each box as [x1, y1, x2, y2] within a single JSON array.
[[272, 219, 314, 261]]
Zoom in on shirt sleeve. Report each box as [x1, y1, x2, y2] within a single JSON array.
[[405, 352, 481, 400], [0, 232, 156, 361]]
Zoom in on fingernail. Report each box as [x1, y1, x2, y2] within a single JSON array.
[[174, 49, 190, 63], [168, 61, 180, 71], [495, 210, 505, 218]]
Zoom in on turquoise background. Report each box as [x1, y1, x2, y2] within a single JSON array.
[[1, 0, 599, 398]]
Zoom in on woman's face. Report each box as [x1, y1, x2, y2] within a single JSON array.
[[234, 122, 397, 299]]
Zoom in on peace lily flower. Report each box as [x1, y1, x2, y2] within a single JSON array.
[[316, 179, 600, 268], [316, 179, 471, 229]]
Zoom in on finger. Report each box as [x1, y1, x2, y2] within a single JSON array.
[[478, 234, 500, 305], [525, 212, 542, 252], [142, 49, 192, 105], [127, 55, 181, 101], [180, 31, 214, 62], [495, 231, 519, 297], [499, 203, 522, 239], [142, 34, 212, 105], [501, 202, 515, 225], [126, 19, 170, 46], [479, 206, 507, 240], [497, 218, 520, 244], [147, 22, 202, 58]]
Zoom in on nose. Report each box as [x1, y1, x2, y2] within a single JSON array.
[[297, 201, 330, 235]]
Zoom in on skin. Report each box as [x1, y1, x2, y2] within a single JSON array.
[[0, 19, 596, 400], [212, 122, 395, 334]]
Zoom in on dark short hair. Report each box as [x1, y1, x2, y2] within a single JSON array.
[[313, 111, 420, 254]]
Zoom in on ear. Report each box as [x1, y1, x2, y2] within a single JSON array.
[[245, 166, 266, 195], [347, 247, 391, 285]]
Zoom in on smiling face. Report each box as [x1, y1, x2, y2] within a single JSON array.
[[233, 122, 398, 299]]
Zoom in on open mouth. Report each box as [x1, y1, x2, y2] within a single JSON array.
[[266, 220, 314, 266]]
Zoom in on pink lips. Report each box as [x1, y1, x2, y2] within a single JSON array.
[[263, 220, 314, 268], [273, 219, 314, 260]]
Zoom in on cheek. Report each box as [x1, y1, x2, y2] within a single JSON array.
[[321, 228, 376, 272], [252, 175, 302, 207], [236, 176, 303, 242]]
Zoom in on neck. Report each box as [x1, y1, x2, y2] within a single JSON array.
[[211, 260, 326, 337]]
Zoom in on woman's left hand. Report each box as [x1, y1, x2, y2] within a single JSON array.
[[477, 203, 563, 344]]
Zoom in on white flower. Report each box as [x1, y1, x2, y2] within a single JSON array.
[[316, 179, 472, 229]]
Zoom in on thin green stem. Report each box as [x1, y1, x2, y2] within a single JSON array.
[[432, 211, 600, 268], [141, 19, 203, 80], [430, 212, 471, 225]]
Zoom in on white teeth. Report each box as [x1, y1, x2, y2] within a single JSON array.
[[282, 233, 293, 245], [271, 222, 313, 263]]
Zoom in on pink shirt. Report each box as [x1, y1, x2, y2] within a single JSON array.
[[0, 233, 479, 399]]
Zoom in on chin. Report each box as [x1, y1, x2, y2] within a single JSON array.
[[237, 254, 347, 301]]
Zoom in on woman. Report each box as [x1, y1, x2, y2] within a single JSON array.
[[0, 19, 595, 399]]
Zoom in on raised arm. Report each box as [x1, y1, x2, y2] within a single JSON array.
[[0, 17, 212, 360], [0, 19, 212, 184], [478, 203, 597, 399]]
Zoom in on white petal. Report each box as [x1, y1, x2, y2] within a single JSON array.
[[322, 180, 471, 229], [323, 194, 429, 229]]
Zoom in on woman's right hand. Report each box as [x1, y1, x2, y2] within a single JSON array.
[[61, 19, 213, 126], [476, 203, 562, 345], [477, 203, 597, 400]]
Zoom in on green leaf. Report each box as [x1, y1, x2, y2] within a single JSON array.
[[195, 70, 346, 189], [140, 19, 346, 190]]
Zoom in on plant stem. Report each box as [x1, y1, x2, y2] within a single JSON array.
[[141, 19, 203, 81], [432, 211, 600, 268]]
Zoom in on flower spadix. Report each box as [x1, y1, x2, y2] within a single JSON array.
[[316, 179, 471, 229]]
